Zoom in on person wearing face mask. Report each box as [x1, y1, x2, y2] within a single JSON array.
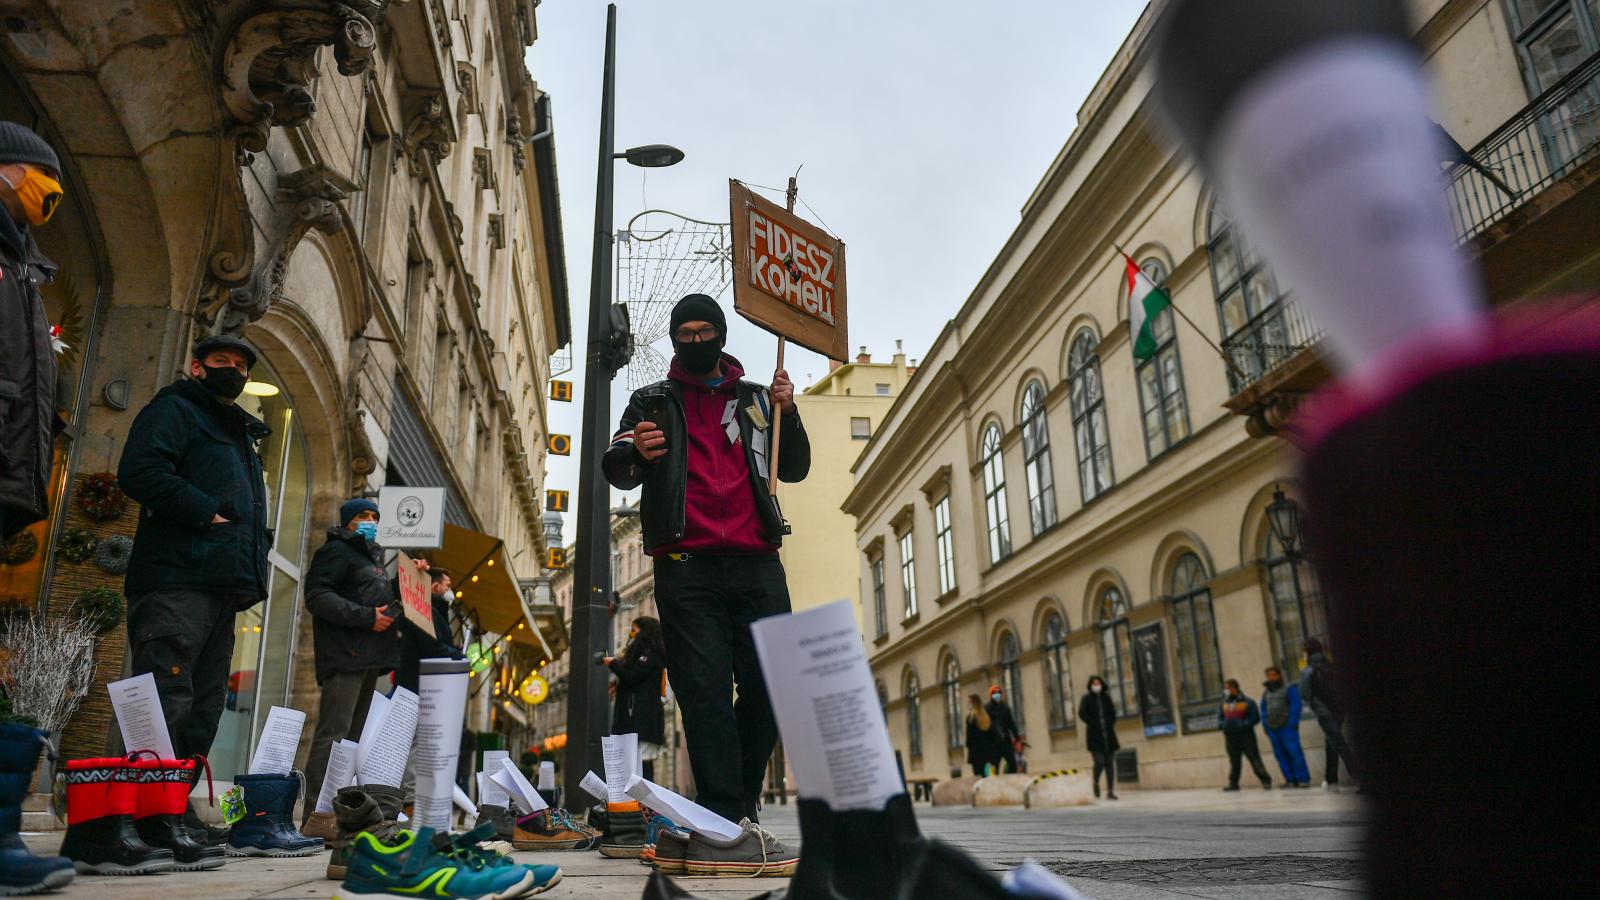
[[0, 122, 66, 541], [984, 685, 1024, 774], [1260, 666, 1311, 788], [300, 498, 407, 815], [395, 566, 463, 695], [1079, 676, 1119, 800], [1218, 678, 1273, 792], [603, 294, 810, 840]]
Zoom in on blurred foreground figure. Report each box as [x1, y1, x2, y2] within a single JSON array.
[[1154, 2, 1598, 895]]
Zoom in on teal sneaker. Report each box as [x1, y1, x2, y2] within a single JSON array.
[[438, 825, 561, 896], [333, 826, 540, 900]]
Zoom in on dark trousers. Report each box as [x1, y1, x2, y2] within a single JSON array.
[[654, 554, 791, 823], [1315, 715, 1359, 785], [1091, 750, 1117, 794], [1225, 730, 1271, 786], [127, 590, 239, 760], [304, 668, 382, 813]]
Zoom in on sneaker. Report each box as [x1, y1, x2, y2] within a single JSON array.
[[512, 808, 600, 851], [639, 815, 684, 867], [1323, 781, 1339, 793], [649, 825, 690, 875], [334, 826, 558, 899], [682, 819, 799, 877], [597, 802, 647, 859], [1222, 785, 1241, 792]]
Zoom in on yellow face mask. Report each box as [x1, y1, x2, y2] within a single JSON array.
[[0, 165, 63, 226]]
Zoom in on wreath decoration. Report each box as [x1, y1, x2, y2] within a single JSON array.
[[93, 536, 134, 575], [56, 528, 98, 564], [72, 586, 124, 634], [2, 531, 38, 566], [76, 473, 127, 523]]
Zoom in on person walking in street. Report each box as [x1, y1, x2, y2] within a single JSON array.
[[964, 694, 1002, 777], [0, 122, 65, 541], [1219, 678, 1273, 791], [1261, 666, 1311, 788], [603, 617, 667, 782], [1079, 676, 1120, 799], [119, 333, 271, 843], [1299, 638, 1360, 792], [604, 293, 808, 875], [985, 685, 1024, 774], [301, 498, 405, 817]]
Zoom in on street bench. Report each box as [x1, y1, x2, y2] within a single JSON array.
[[906, 777, 939, 802]]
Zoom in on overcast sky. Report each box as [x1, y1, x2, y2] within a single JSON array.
[[527, 0, 1147, 516]]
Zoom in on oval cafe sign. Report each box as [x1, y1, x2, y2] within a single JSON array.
[[728, 179, 849, 362]]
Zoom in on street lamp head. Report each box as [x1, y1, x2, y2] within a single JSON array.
[[619, 144, 684, 168], [1265, 485, 1302, 555]]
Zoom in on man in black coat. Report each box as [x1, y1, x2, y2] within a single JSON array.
[[396, 566, 462, 694], [301, 498, 404, 810], [119, 334, 271, 767], [0, 122, 65, 540]]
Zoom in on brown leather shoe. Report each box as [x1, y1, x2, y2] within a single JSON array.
[[512, 809, 601, 851], [300, 810, 338, 843]]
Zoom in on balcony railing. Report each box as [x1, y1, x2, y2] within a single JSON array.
[[1447, 52, 1600, 242], [1221, 299, 1326, 396]]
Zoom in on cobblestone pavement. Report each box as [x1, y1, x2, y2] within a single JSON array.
[[20, 788, 1365, 898]]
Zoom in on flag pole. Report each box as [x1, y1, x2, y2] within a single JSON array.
[[1115, 243, 1251, 384]]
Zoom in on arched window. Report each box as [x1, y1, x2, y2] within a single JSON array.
[[1131, 259, 1189, 457], [1207, 201, 1287, 391], [1019, 381, 1057, 535], [1041, 611, 1074, 729], [1170, 553, 1223, 728], [1068, 332, 1115, 502], [980, 424, 1012, 562], [1097, 587, 1138, 716], [904, 669, 923, 758], [942, 655, 964, 748], [1265, 527, 1328, 677], [997, 630, 1025, 732]]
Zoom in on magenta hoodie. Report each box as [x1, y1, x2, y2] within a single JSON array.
[[655, 353, 777, 556]]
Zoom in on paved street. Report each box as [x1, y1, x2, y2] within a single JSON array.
[[21, 789, 1364, 898]]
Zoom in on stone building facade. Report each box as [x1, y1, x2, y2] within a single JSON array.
[[845, 0, 1600, 788], [0, 0, 570, 773]]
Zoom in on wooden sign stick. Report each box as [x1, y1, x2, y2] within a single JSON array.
[[768, 174, 799, 495]]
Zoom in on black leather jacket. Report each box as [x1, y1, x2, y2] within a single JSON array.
[[0, 214, 59, 538], [602, 377, 809, 553]]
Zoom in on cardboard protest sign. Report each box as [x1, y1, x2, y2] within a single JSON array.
[[396, 551, 434, 637], [729, 179, 849, 361]]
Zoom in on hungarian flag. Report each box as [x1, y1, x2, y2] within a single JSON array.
[[1124, 253, 1172, 362]]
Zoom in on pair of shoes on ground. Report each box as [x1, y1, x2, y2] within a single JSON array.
[[57, 754, 238, 876], [648, 817, 798, 878], [469, 802, 600, 852], [333, 824, 560, 899]]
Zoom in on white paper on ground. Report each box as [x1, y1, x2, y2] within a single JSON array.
[[478, 750, 511, 808], [452, 784, 477, 818], [107, 673, 175, 760], [538, 760, 556, 791], [357, 686, 418, 788], [751, 600, 904, 811], [1002, 860, 1093, 900], [353, 690, 390, 781], [491, 760, 548, 815], [579, 770, 610, 803], [314, 739, 360, 814], [247, 706, 306, 775], [413, 660, 470, 831], [624, 775, 742, 842], [601, 733, 638, 803], [397, 811, 409, 823]]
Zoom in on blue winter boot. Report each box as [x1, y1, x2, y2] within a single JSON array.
[[224, 771, 324, 858], [0, 723, 76, 895]]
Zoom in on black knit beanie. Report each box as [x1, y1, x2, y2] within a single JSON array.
[[0, 122, 60, 174], [669, 294, 727, 336]]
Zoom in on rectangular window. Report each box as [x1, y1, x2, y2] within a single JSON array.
[[1174, 589, 1224, 730], [933, 496, 955, 596], [875, 383, 891, 396], [899, 532, 917, 619], [850, 417, 871, 440], [871, 558, 887, 640], [1136, 308, 1191, 458]]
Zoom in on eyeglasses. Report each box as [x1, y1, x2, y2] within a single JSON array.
[[675, 325, 719, 343]]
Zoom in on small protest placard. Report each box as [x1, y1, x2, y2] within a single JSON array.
[[396, 551, 434, 637]]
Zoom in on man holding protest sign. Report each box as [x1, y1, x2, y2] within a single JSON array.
[[604, 294, 810, 830]]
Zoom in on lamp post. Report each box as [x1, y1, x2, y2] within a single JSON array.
[[1265, 485, 1302, 555], [565, 2, 683, 809]]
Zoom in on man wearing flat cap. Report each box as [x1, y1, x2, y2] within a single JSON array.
[[118, 332, 272, 832], [0, 121, 66, 539]]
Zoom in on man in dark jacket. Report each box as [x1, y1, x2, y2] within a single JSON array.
[[1218, 678, 1272, 791], [301, 498, 403, 811], [1299, 638, 1360, 791], [0, 122, 65, 540], [119, 333, 271, 771], [603, 294, 809, 825], [396, 566, 462, 694]]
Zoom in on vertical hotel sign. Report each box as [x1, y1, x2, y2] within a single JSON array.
[[728, 180, 849, 362]]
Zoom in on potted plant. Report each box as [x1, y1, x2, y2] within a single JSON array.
[[0, 612, 98, 792]]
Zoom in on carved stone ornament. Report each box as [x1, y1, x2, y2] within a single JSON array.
[[402, 91, 454, 175], [487, 213, 505, 250], [506, 111, 526, 173], [196, 164, 359, 334]]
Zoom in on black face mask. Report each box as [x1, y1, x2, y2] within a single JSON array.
[[673, 339, 723, 376], [199, 364, 247, 400]]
